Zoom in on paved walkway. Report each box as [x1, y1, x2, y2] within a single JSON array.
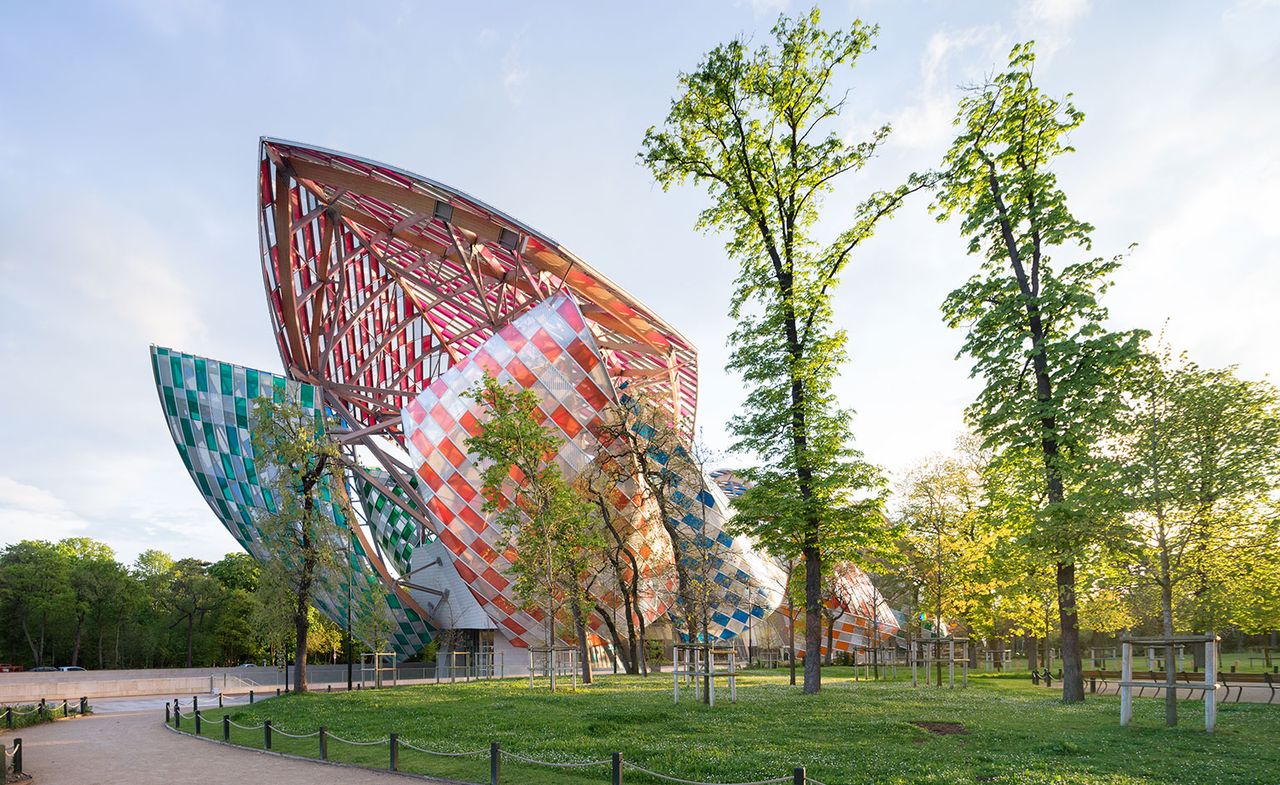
[[2, 696, 443, 785]]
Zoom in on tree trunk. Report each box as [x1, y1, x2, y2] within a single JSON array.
[[825, 616, 835, 666], [71, 617, 83, 666], [803, 545, 822, 693], [593, 605, 634, 674], [787, 594, 797, 687], [1057, 562, 1084, 701], [293, 590, 310, 692], [572, 602, 593, 685], [1160, 580, 1178, 725], [985, 157, 1085, 703], [1028, 636, 1039, 672]]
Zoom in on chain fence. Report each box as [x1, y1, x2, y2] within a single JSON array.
[[2, 696, 91, 730], [163, 694, 827, 785]]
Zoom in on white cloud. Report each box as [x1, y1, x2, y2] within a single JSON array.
[[1020, 0, 1092, 27], [887, 26, 1005, 150], [115, 0, 224, 37], [0, 477, 90, 543], [501, 38, 529, 105], [1016, 0, 1091, 57], [741, 0, 790, 15]]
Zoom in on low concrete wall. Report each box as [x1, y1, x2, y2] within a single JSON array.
[[0, 662, 520, 702], [0, 675, 232, 703]]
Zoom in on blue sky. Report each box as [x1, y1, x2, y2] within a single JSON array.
[[1, 0, 1277, 563]]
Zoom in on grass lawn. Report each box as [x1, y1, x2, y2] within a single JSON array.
[[180, 667, 1280, 785]]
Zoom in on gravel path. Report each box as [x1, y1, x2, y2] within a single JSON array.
[[1, 696, 446, 785]]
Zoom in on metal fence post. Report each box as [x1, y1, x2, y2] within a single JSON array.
[[611, 751, 623, 785], [319, 726, 328, 760], [165, 702, 170, 724], [793, 766, 806, 785], [38, 699, 46, 721], [264, 719, 272, 750], [223, 715, 230, 741], [194, 709, 202, 735], [80, 696, 87, 715], [389, 733, 399, 771], [218, 693, 224, 709], [249, 689, 255, 704], [174, 701, 181, 729], [62, 698, 69, 717], [11, 739, 20, 776], [192, 696, 199, 718], [490, 742, 501, 785]]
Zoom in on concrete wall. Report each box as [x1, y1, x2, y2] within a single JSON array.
[[0, 662, 519, 703]]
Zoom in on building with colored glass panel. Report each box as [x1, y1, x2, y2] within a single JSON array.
[[151, 139, 898, 663]]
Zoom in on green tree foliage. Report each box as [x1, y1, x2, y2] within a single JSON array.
[[56, 537, 128, 668], [640, 6, 918, 694], [0, 540, 71, 666], [1116, 341, 1280, 680], [465, 374, 599, 687], [895, 447, 992, 639], [0, 539, 300, 669], [932, 42, 1143, 702], [161, 557, 222, 667], [250, 394, 350, 691]]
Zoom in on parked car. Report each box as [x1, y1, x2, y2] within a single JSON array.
[[30, 666, 58, 672], [58, 666, 86, 671]]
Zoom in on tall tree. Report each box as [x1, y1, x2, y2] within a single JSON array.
[[1117, 342, 1280, 721], [0, 541, 71, 666], [465, 374, 598, 688], [251, 395, 348, 692], [591, 393, 711, 647], [641, 7, 920, 694], [932, 42, 1142, 701], [57, 537, 120, 667], [162, 558, 223, 667]]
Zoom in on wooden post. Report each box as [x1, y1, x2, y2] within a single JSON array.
[[793, 766, 806, 785], [264, 719, 272, 749], [390, 733, 399, 771], [490, 742, 501, 785], [319, 726, 328, 760], [1120, 641, 1133, 727], [1205, 637, 1217, 733], [223, 715, 230, 741], [11, 739, 20, 776]]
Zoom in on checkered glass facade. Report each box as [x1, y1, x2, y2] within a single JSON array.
[[400, 296, 785, 646], [151, 346, 433, 658]]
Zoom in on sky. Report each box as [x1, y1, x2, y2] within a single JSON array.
[[1, 0, 1277, 565]]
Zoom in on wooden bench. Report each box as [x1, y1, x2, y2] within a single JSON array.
[[1218, 672, 1278, 704], [1085, 670, 1207, 697]]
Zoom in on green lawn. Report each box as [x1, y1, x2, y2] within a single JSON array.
[[178, 668, 1280, 785]]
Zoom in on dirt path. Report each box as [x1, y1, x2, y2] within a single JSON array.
[[2, 696, 443, 785]]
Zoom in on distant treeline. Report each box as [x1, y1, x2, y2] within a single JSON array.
[[0, 538, 348, 669]]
